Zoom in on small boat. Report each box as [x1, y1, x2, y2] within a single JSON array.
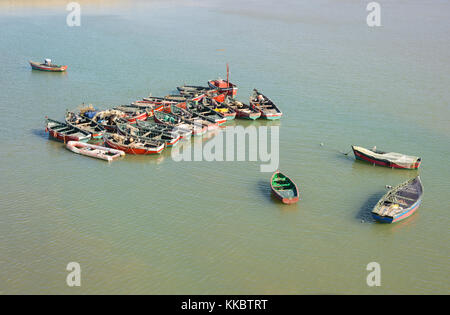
[[223, 97, 261, 120], [184, 100, 227, 125], [66, 141, 125, 162], [45, 118, 91, 142], [177, 85, 214, 96], [249, 89, 282, 120], [154, 108, 207, 136], [372, 176, 423, 223], [201, 97, 236, 120], [113, 105, 148, 123], [136, 119, 192, 139], [117, 123, 181, 147], [131, 101, 165, 113], [65, 111, 105, 139], [352, 145, 422, 169], [103, 133, 165, 155], [173, 103, 220, 130], [90, 110, 128, 132], [30, 59, 67, 72], [208, 79, 237, 98], [270, 171, 299, 204]]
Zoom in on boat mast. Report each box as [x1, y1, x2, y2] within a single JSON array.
[[226, 63, 230, 89]]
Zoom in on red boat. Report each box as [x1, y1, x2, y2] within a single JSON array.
[[103, 134, 165, 155], [208, 79, 237, 97], [352, 145, 422, 169], [45, 118, 91, 142], [208, 64, 238, 97], [30, 60, 67, 72]]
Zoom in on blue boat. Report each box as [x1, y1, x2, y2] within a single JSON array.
[[372, 176, 423, 223]]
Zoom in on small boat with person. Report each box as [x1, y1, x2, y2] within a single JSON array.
[[66, 141, 125, 162], [30, 59, 67, 72], [45, 117, 91, 142], [270, 171, 299, 204], [352, 145, 422, 169], [372, 176, 423, 223], [249, 89, 282, 120]]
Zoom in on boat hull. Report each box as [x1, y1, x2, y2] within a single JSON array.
[[66, 141, 125, 162], [236, 110, 261, 120], [372, 199, 422, 223], [261, 112, 282, 120], [48, 130, 90, 142], [270, 171, 299, 205], [104, 137, 164, 155]]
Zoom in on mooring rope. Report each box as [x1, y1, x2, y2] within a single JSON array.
[[319, 143, 352, 157]]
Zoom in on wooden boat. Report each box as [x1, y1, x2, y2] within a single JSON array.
[[250, 89, 282, 120], [90, 109, 127, 132], [154, 108, 207, 136], [270, 171, 299, 204], [65, 111, 105, 139], [136, 119, 192, 139], [113, 105, 148, 123], [45, 118, 91, 142], [177, 85, 214, 96], [223, 97, 261, 120], [66, 141, 125, 162], [352, 145, 422, 169], [201, 97, 236, 120], [117, 123, 181, 147], [173, 103, 220, 130], [372, 176, 423, 223], [183, 100, 227, 126], [131, 101, 165, 113], [208, 79, 237, 97], [103, 133, 165, 155], [29, 60, 67, 72]]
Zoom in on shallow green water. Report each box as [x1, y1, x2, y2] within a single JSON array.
[[0, 0, 449, 294]]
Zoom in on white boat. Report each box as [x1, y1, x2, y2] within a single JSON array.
[[66, 141, 125, 162]]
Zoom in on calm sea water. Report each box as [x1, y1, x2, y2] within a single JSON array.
[[0, 0, 449, 294]]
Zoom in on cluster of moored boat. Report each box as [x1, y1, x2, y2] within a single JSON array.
[[45, 76, 283, 160]]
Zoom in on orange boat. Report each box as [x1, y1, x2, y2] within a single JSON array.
[[29, 59, 67, 72], [103, 133, 165, 155]]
